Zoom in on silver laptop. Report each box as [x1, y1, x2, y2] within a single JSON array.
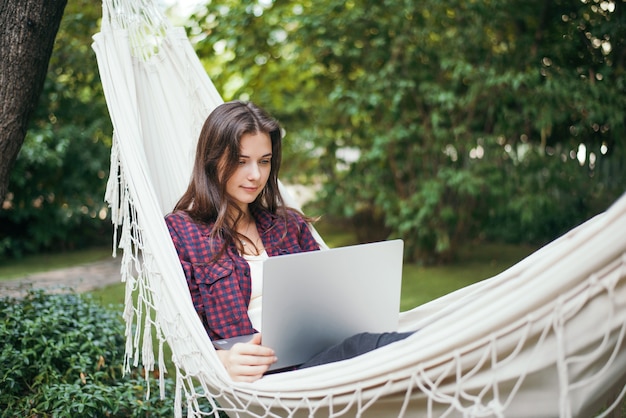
[[213, 239, 404, 371]]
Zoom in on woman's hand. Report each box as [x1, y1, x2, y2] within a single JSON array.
[[216, 333, 277, 382]]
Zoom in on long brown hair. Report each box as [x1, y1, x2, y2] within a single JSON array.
[[174, 100, 288, 251]]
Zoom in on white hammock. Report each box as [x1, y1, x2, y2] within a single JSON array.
[[92, 1, 626, 416]]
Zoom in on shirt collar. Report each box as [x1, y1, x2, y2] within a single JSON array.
[[250, 205, 278, 234]]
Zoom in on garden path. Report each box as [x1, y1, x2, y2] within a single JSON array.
[[0, 257, 122, 298]]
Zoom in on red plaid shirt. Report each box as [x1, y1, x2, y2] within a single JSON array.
[[165, 207, 320, 340]]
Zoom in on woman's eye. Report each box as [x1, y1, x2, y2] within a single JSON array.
[[238, 160, 246, 165], [260, 159, 271, 165]]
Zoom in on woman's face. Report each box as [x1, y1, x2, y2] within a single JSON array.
[[225, 131, 272, 213]]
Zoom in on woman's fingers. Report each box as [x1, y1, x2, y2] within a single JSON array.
[[217, 334, 277, 382]]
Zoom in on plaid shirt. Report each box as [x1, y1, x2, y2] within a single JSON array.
[[165, 207, 320, 340]]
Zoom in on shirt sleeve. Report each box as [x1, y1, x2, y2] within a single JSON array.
[[164, 212, 213, 334], [288, 210, 321, 252], [298, 219, 321, 252], [165, 213, 194, 282]]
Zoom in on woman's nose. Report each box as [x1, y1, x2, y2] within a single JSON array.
[[247, 163, 261, 180]]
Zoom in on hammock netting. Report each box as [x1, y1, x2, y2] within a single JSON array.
[[92, 1, 626, 416]]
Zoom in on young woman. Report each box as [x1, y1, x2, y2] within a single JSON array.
[[165, 100, 411, 382]]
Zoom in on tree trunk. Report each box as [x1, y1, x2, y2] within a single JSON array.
[[0, 0, 67, 204]]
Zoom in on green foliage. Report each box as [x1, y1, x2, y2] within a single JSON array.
[[0, 0, 112, 258], [193, 0, 626, 263], [0, 290, 175, 417]]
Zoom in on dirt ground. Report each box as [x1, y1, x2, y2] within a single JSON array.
[[0, 257, 123, 298]]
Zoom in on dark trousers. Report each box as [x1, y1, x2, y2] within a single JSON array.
[[298, 331, 415, 369]]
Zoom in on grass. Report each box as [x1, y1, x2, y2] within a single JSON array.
[[90, 279, 126, 307], [400, 242, 536, 310]]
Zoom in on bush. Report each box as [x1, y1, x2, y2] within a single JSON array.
[[0, 290, 175, 417]]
